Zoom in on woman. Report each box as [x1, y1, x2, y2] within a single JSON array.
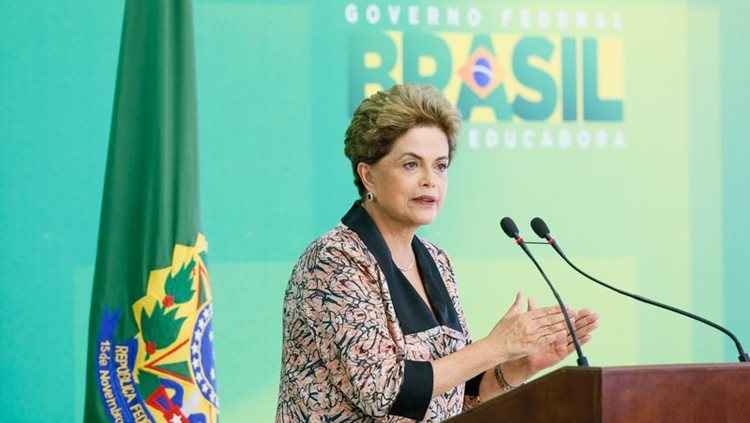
[[276, 85, 598, 422]]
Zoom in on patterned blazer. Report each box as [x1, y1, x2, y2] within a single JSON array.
[[276, 202, 482, 422]]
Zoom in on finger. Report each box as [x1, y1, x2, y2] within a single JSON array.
[[516, 292, 525, 309], [503, 292, 524, 318], [529, 305, 564, 319], [574, 313, 599, 331], [578, 319, 598, 334], [538, 305, 576, 321], [574, 321, 599, 338], [575, 320, 598, 335], [574, 309, 596, 322], [535, 313, 571, 327], [527, 297, 537, 312], [565, 323, 597, 344], [576, 308, 593, 317]]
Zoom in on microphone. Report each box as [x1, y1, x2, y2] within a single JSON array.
[[530, 217, 750, 363], [499, 217, 589, 366]]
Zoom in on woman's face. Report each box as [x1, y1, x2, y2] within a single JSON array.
[[359, 125, 450, 230]]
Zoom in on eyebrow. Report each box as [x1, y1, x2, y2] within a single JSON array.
[[399, 152, 449, 161]]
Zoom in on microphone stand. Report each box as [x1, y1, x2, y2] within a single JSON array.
[[515, 237, 590, 367], [500, 217, 589, 366], [530, 220, 749, 363]]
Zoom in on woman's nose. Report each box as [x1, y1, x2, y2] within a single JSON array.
[[421, 170, 436, 187]]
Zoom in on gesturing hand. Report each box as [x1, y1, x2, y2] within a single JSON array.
[[485, 292, 573, 363], [521, 298, 599, 375]]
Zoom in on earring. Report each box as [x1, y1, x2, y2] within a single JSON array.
[[365, 192, 374, 201]]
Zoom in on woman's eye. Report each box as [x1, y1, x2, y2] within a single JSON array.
[[403, 161, 417, 170], [436, 162, 449, 172]]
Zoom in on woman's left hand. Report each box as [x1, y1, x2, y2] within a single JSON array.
[[512, 299, 599, 380]]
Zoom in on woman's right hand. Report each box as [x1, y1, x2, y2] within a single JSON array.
[[485, 292, 572, 363]]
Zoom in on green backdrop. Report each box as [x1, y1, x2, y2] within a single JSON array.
[[1, 1, 749, 421]]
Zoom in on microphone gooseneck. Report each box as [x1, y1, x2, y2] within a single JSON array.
[[530, 217, 750, 363], [500, 217, 589, 367]]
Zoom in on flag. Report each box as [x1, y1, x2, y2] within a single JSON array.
[[84, 1, 219, 421]]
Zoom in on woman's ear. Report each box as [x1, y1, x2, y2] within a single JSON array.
[[357, 162, 375, 193]]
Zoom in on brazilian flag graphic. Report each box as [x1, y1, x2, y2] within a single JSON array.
[[84, 1, 219, 421]]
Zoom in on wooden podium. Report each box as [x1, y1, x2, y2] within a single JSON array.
[[447, 363, 750, 422]]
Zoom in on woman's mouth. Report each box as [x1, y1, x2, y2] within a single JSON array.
[[413, 195, 438, 206]]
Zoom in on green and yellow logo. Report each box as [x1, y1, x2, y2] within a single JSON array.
[[350, 31, 623, 124], [345, 5, 627, 151], [96, 234, 219, 423]]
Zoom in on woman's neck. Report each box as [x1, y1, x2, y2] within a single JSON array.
[[361, 201, 416, 260]]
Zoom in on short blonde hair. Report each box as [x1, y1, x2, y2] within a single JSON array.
[[344, 84, 461, 196]]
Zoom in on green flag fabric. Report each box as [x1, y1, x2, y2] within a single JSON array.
[[84, 1, 219, 421]]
